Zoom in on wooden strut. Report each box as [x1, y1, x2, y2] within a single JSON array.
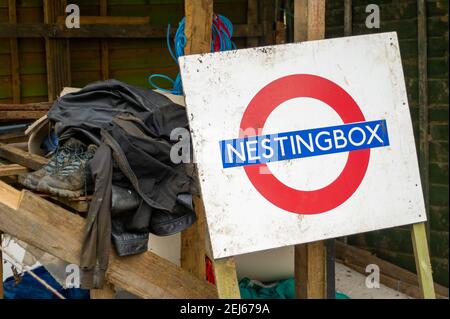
[[181, 0, 242, 299], [0, 180, 218, 299], [0, 23, 263, 39], [293, 0, 328, 299], [0, 102, 53, 111], [246, 0, 259, 47], [417, 0, 430, 240], [99, 0, 110, 81], [180, 0, 211, 285], [0, 164, 29, 177], [0, 143, 49, 171], [43, 0, 71, 101], [411, 223, 436, 299], [343, 0, 352, 37], [8, 0, 20, 104]]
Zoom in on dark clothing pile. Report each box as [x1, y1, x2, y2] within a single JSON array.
[[47, 80, 196, 288]]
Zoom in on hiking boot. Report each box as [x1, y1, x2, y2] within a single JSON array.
[[21, 138, 85, 191], [37, 143, 98, 198]]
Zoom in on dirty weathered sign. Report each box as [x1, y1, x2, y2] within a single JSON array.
[[179, 32, 426, 259]]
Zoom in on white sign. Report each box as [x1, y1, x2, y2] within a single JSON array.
[[179, 32, 426, 259]]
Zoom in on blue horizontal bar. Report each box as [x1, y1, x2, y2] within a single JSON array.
[[220, 120, 390, 169]]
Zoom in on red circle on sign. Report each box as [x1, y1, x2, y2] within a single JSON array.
[[239, 74, 370, 214]]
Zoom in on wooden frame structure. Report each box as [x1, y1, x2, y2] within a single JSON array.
[[0, 0, 437, 300], [0, 0, 271, 106]]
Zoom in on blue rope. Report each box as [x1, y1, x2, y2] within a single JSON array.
[[149, 14, 236, 95]]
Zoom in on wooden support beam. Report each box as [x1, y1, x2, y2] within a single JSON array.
[[0, 102, 53, 111], [56, 16, 150, 25], [43, 0, 71, 101], [0, 133, 27, 145], [293, 0, 328, 299], [0, 143, 49, 171], [344, 0, 352, 36], [295, 241, 327, 298], [411, 223, 436, 299], [0, 164, 29, 177], [294, 0, 325, 42], [0, 111, 48, 121], [5, 142, 28, 151], [213, 257, 241, 299], [100, 0, 110, 80], [181, 196, 207, 279], [184, 0, 213, 55], [261, 0, 275, 45], [8, 0, 20, 104], [0, 181, 217, 299], [0, 23, 263, 39], [180, 0, 213, 281], [246, 0, 259, 47], [417, 0, 430, 239]]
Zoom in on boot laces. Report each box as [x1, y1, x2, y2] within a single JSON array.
[[56, 143, 96, 196]]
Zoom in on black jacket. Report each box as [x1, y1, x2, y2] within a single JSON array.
[[48, 80, 196, 288]]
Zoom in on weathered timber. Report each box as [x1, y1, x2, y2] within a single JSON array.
[[0, 111, 48, 120], [0, 181, 218, 299], [0, 102, 53, 111], [0, 143, 48, 171], [0, 164, 28, 177], [0, 23, 263, 38]]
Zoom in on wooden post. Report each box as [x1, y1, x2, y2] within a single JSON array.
[[262, 0, 275, 45], [181, 196, 207, 279], [213, 257, 241, 299], [43, 0, 71, 101], [182, 1, 241, 299], [100, 0, 110, 80], [293, 0, 328, 299], [246, 0, 259, 47], [180, 0, 213, 280], [411, 223, 436, 298], [294, 0, 325, 42], [342, 0, 351, 250], [295, 241, 326, 298], [417, 0, 430, 240], [344, 0, 352, 36], [184, 0, 214, 55], [8, 0, 20, 104]]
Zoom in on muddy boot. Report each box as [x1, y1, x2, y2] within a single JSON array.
[[37, 143, 98, 198], [21, 138, 84, 191]]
